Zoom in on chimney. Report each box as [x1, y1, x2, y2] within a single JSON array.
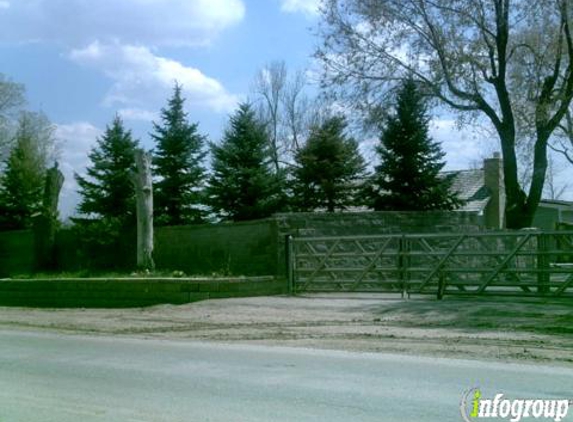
[[483, 152, 505, 229]]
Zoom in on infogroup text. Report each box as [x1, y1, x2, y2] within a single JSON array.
[[461, 388, 571, 422]]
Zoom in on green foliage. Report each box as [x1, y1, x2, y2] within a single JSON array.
[[292, 116, 366, 212], [367, 79, 462, 211], [75, 115, 139, 222], [207, 103, 285, 221], [0, 112, 54, 230], [152, 83, 207, 226]]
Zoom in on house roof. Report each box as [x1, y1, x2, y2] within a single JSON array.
[[539, 199, 573, 209], [443, 169, 491, 214], [444, 167, 573, 215]]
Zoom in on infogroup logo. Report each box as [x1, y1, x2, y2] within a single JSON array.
[[460, 388, 571, 422]]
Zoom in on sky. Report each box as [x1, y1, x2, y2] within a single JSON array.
[[0, 0, 570, 217]]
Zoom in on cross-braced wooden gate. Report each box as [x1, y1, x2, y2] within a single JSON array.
[[287, 231, 573, 298]]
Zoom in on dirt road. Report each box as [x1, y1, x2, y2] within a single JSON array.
[[1, 294, 572, 365]]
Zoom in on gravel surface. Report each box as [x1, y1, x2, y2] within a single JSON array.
[[1, 294, 572, 365]]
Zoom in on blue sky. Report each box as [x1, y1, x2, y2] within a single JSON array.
[[0, 0, 570, 217]]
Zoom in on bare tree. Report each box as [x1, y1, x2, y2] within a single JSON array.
[[0, 74, 24, 118], [253, 61, 287, 173], [316, 0, 573, 228], [551, 107, 573, 164], [544, 153, 568, 200], [0, 111, 58, 229], [283, 70, 316, 152], [0, 74, 25, 161], [252, 61, 318, 168]]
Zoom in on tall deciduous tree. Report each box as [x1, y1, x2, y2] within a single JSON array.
[[152, 83, 207, 225], [292, 116, 366, 212], [207, 103, 284, 221], [368, 79, 462, 211], [0, 111, 55, 230], [252, 61, 318, 168], [253, 61, 286, 174], [316, 0, 573, 228], [0, 74, 25, 162], [75, 115, 138, 221], [551, 107, 573, 165]]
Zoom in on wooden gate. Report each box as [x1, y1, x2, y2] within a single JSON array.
[[287, 231, 573, 298]]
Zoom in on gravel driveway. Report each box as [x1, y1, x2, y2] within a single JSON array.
[[1, 294, 572, 365]]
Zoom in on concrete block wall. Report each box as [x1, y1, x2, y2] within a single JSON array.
[[275, 211, 482, 238], [0, 276, 286, 308], [274, 211, 483, 275], [0, 211, 483, 278], [154, 219, 279, 276], [0, 230, 35, 277]]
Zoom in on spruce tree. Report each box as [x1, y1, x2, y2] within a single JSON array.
[[152, 83, 207, 226], [368, 79, 462, 211], [75, 115, 138, 221], [292, 116, 366, 212], [207, 103, 283, 221], [0, 114, 49, 230]]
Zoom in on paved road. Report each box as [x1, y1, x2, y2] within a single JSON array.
[[0, 331, 572, 422]]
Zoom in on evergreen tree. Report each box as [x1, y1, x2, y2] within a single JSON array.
[[368, 79, 462, 211], [207, 103, 284, 221], [152, 83, 207, 226], [75, 115, 138, 221], [0, 113, 51, 230], [292, 116, 366, 212]]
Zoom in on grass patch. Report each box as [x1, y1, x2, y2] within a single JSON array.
[[369, 296, 573, 336]]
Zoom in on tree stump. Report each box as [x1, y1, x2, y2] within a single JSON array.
[[35, 162, 64, 270], [132, 149, 154, 270]]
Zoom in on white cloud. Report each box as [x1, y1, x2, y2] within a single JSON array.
[[0, 0, 245, 47], [69, 41, 240, 114], [118, 108, 158, 123], [430, 119, 494, 170], [280, 0, 320, 17], [55, 122, 102, 218]]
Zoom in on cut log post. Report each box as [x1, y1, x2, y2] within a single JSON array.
[[132, 149, 155, 270], [34, 162, 64, 270]]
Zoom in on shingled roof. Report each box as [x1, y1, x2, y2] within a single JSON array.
[[443, 168, 492, 215]]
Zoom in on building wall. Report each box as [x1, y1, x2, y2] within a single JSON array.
[[562, 210, 573, 224], [533, 205, 573, 230], [532, 207, 560, 230]]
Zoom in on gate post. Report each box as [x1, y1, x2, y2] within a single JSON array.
[[537, 233, 550, 294], [437, 272, 445, 300], [285, 235, 295, 295], [399, 236, 410, 299]]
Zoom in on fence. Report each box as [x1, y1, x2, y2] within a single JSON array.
[[287, 231, 573, 298]]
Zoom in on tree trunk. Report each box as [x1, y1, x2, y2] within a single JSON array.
[[496, 122, 536, 230], [132, 149, 154, 270], [34, 163, 64, 270], [505, 194, 530, 229]]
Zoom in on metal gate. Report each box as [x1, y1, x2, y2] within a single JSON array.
[[286, 231, 573, 298]]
